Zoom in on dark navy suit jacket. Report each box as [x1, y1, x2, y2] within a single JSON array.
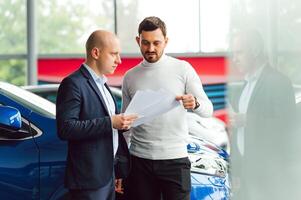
[[229, 65, 296, 200], [56, 65, 130, 190]]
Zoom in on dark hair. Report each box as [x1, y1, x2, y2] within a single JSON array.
[[138, 16, 167, 37]]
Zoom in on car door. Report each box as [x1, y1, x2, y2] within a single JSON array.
[[0, 106, 41, 199]]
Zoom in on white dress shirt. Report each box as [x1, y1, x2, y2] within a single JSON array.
[[237, 65, 264, 155], [84, 64, 119, 157]]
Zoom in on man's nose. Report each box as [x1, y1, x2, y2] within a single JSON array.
[[116, 54, 122, 64], [148, 43, 155, 52]]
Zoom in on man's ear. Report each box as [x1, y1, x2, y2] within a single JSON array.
[[135, 36, 140, 46], [91, 47, 100, 59], [165, 37, 169, 45], [163, 37, 169, 49]]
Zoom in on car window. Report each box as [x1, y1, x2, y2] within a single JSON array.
[[27, 84, 123, 111], [38, 91, 57, 104]]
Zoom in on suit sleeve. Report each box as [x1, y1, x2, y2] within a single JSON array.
[[185, 62, 214, 117], [56, 77, 112, 141]]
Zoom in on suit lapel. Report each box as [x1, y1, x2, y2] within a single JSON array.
[[246, 65, 269, 113], [80, 65, 110, 115]]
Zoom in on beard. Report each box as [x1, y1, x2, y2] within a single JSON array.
[[142, 51, 162, 63]]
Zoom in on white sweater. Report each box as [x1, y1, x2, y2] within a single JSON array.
[[122, 54, 213, 159]]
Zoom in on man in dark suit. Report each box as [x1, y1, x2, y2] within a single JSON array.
[[229, 29, 296, 200], [56, 30, 137, 200]]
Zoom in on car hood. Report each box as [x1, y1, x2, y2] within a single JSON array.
[[187, 136, 229, 178]]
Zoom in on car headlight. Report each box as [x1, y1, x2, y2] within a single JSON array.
[[187, 138, 228, 178], [189, 154, 228, 178]]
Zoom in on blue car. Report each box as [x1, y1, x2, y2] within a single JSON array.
[[0, 81, 230, 200]]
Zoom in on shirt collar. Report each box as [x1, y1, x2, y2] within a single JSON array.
[[83, 63, 107, 85], [245, 63, 265, 83]]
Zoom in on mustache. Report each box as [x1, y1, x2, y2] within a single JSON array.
[[145, 51, 157, 54]]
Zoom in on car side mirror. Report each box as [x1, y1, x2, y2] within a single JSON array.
[[0, 105, 32, 140], [0, 105, 22, 130]]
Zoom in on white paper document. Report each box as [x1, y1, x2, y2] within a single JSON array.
[[124, 89, 181, 127]]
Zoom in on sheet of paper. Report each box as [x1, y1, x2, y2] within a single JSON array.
[[124, 89, 181, 127], [124, 90, 165, 114]]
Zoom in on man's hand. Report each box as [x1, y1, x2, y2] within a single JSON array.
[[115, 178, 124, 194], [111, 114, 138, 130], [176, 94, 196, 110]]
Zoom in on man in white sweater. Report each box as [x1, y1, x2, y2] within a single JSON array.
[[122, 16, 213, 200]]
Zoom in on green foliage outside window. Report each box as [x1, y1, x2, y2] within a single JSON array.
[[0, 60, 26, 86]]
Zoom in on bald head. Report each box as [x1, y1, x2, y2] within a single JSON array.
[[84, 30, 121, 76], [85, 30, 118, 59]]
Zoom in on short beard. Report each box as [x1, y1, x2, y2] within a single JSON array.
[[143, 52, 162, 63]]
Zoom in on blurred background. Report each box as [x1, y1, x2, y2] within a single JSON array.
[[1, 0, 301, 199], [0, 0, 229, 85]]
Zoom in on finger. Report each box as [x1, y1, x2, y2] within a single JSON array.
[[182, 99, 194, 106], [116, 189, 124, 194], [128, 115, 138, 120], [123, 120, 133, 126], [126, 114, 138, 118], [183, 102, 195, 109], [186, 94, 194, 99], [115, 187, 122, 193], [124, 114, 139, 120], [182, 98, 193, 104], [122, 125, 130, 130], [183, 94, 194, 101], [175, 95, 183, 101], [185, 102, 194, 106]]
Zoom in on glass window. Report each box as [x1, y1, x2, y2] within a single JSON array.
[[278, 3, 301, 52], [200, 0, 230, 52], [0, 0, 26, 54], [277, 0, 301, 84], [37, 0, 114, 54], [117, 0, 200, 53], [0, 59, 26, 86]]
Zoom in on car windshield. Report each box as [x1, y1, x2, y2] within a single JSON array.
[[0, 82, 55, 118]]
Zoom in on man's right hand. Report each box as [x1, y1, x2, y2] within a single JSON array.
[[111, 114, 138, 130]]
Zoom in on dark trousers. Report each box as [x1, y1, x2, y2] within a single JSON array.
[[124, 155, 191, 200], [68, 177, 115, 200]]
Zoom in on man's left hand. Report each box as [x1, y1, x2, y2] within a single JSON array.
[[115, 178, 124, 194]]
